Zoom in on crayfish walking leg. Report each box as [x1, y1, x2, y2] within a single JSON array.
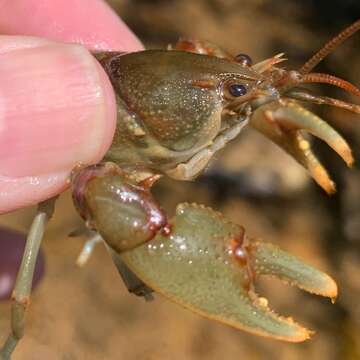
[[0, 198, 56, 360]]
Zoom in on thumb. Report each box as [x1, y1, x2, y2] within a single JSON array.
[[0, 36, 117, 213]]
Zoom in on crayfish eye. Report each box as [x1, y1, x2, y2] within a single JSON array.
[[228, 83, 247, 97], [235, 53, 253, 67]]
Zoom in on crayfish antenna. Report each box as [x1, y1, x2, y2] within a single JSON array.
[[300, 73, 360, 98], [285, 90, 360, 114], [299, 19, 360, 74]]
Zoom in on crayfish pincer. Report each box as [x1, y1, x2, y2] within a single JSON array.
[[1, 19, 360, 359]]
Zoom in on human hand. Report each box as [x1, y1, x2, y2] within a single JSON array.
[[0, 0, 143, 213]]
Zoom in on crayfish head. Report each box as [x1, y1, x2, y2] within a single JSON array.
[[99, 49, 265, 173], [244, 19, 360, 194]]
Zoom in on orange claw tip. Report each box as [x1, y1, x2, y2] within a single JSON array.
[[311, 165, 337, 195], [331, 138, 354, 167], [321, 181, 337, 196], [296, 271, 338, 300], [319, 274, 338, 300], [343, 148, 354, 168], [327, 281, 338, 301]]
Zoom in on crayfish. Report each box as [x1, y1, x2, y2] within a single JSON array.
[[1, 19, 360, 359]]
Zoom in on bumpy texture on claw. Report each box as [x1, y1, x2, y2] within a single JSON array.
[[252, 242, 337, 299], [119, 203, 337, 342]]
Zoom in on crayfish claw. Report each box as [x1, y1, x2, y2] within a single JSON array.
[[252, 242, 337, 300], [119, 203, 336, 342], [289, 131, 336, 194], [279, 101, 353, 167], [250, 100, 354, 193]]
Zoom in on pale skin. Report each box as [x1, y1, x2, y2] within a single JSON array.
[[0, 1, 141, 358], [0, 0, 143, 214]]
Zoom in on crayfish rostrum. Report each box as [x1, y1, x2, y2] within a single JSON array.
[[1, 19, 360, 359]]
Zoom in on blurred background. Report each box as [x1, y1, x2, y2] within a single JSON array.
[[1, 0, 360, 359]]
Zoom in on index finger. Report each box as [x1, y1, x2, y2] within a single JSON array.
[[0, 0, 143, 51]]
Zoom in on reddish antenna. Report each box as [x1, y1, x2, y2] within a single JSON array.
[[301, 73, 360, 98], [299, 19, 360, 74]]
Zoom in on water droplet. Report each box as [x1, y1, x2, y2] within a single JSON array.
[[179, 244, 187, 251], [177, 206, 185, 215], [258, 297, 268, 308]]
